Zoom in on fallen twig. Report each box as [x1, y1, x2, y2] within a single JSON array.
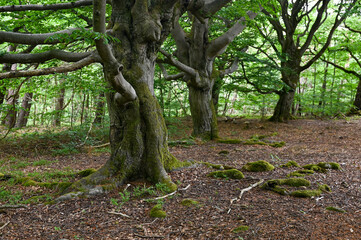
[[143, 184, 191, 202], [92, 142, 110, 148], [108, 211, 131, 218], [0, 204, 28, 210], [0, 221, 10, 230], [228, 179, 264, 214]]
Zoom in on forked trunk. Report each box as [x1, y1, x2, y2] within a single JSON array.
[[189, 85, 218, 139]]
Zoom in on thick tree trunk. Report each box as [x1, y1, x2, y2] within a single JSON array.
[[189, 85, 218, 139], [270, 88, 296, 122], [15, 92, 33, 128], [75, 64, 179, 191]]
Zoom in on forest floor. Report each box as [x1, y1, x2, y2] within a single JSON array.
[[0, 117, 360, 239]]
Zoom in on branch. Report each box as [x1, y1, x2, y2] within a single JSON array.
[[201, 0, 233, 16], [0, 0, 94, 12], [220, 58, 239, 76], [158, 63, 185, 81], [301, 0, 358, 71], [159, 49, 197, 77], [0, 50, 92, 64], [0, 28, 84, 45], [344, 22, 361, 34], [322, 57, 361, 78], [207, 9, 259, 58], [171, 20, 190, 64], [0, 54, 98, 80], [93, 0, 137, 102]]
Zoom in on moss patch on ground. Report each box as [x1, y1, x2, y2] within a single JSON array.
[[303, 162, 341, 172], [287, 169, 315, 178], [149, 204, 167, 218], [181, 198, 199, 207], [326, 206, 346, 213], [207, 169, 244, 179], [242, 160, 274, 172], [280, 161, 300, 168], [217, 139, 242, 144], [232, 225, 249, 233], [202, 162, 235, 170]]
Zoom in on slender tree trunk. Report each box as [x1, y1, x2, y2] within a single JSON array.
[[4, 88, 19, 128], [319, 62, 329, 108], [15, 92, 33, 128], [53, 86, 65, 126], [348, 77, 361, 114], [0, 86, 5, 105], [212, 76, 223, 116], [93, 92, 105, 124]]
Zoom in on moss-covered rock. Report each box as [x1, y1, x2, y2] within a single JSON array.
[[326, 206, 346, 213], [149, 204, 167, 218], [242, 160, 275, 172], [207, 169, 244, 179], [268, 141, 286, 148], [217, 139, 242, 144], [290, 189, 322, 198], [287, 169, 315, 178], [232, 225, 249, 233], [76, 168, 97, 177], [181, 198, 199, 207], [280, 161, 300, 168], [318, 184, 331, 192], [303, 162, 341, 172], [218, 150, 230, 155]]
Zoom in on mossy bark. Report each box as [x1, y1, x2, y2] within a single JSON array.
[[70, 0, 181, 193]]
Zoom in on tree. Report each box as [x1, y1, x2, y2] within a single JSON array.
[[159, 2, 259, 139], [259, 0, 357, 122], [0, 0, 238, 192]]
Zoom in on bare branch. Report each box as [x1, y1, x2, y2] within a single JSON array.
[[0, 0, 94, 12], [322, 58, 361, 78], [0, 54, 98, 80], [207, 9, 259, 58], [158, 63, 185, 81], [0, 50, 92, 64], [220, 57, 239, 76], [159, 49, 197, 77], [0, 28, 85, 45], [344, 22, 361, 34]]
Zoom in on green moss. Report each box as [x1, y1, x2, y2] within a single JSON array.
[[203, 162, 223, 169], [280, 161, 300, 168], [207, 169, 244, 179], [217, 138, 242, 144], [181, 198, 199, 207], [302, 164, 325, 172], [290, 189, 322, 198], [326, 206, 346, 213], [303, 162, 341, 172], [243, 140, 267, 146], [242, 160, 275, 172], [149, 204, 167, 218], [287, 172, 305, 177], [232, 225, 249, 233], [281, 178, 310, 187], [269, 141, 286, 148], [22, 179, 38, 187], [76, 168, 97, 177], [318, 184, 331, 192]]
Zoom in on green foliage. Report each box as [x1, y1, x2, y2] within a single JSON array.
[[325, 206, 346, 213], [232, 225, 249, 233]]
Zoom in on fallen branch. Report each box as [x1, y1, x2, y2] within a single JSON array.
[[0, 204, 28, 210], [143, 184, 191, 202], [0, 221, 10, 231], [108, 211, 131, 218], [92, 142, 110, 148], [228, 179, 264, 214]]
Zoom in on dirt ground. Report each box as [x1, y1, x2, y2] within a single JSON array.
[[1, 118, 360, 239]]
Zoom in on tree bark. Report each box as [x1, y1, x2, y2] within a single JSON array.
[[53, 85, 65, 126], [93, 92, 105, 124], [3, 88, 18, 128], [189, 85, 218, 139], [15, 92, 33, 128], [269, 87, 296, 122], [349, 78, 361, 113]]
